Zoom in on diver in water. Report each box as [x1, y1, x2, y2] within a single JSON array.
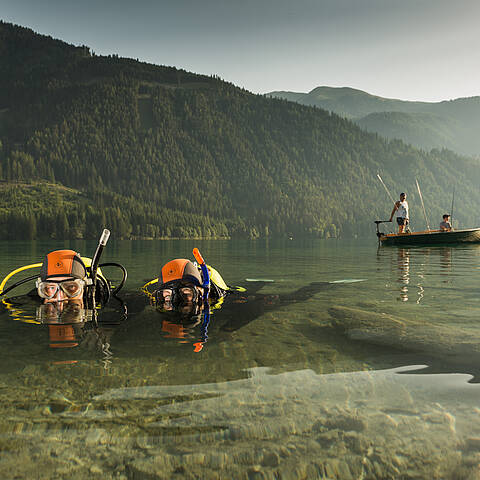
[[142, 256, 242, 314], [140, 248, 336, 352], [0, 230, 126, 311], [141, 249, 247, 351], [0, 230, 127, 357]]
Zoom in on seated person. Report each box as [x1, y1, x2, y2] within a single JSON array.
[[439, 214, 452, 232]]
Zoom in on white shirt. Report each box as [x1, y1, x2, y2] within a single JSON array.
[[396, 200, 409, 219]]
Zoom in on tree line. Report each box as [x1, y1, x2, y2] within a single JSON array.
[[1, 21, 480, 240]]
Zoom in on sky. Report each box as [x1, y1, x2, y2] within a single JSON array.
[[3, 0, 480, 102]]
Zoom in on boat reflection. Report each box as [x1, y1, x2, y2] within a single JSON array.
[[378, 246, 455, 303]]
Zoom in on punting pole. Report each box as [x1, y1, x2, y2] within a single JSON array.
[[415, 178, 430, 231], [450, 187, 455, 228], [376, 174, 396, 205]]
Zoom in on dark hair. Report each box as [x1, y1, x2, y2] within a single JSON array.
[[443, 214, 450, 219], [400, 192, 406, 196]]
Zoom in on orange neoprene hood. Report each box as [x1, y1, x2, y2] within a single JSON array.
[[157, 259, 203, 288], [40, 250, 87, 281]]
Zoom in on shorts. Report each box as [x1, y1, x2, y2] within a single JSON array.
[[396, 217, 408, 226]]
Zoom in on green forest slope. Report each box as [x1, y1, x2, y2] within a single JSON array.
[[1, 21, 480, 240], [268, 87, 480, 157]]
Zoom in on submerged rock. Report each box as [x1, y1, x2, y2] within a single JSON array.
[[328, 305, 480, 357]]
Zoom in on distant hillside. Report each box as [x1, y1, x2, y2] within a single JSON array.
[[1, 21, 480, 240], [268, 87, 480, 156]]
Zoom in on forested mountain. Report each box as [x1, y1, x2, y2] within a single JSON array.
[[268, 87, 480, 156], [1, 21, 480, 240]]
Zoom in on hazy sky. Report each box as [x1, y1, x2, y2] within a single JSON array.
[[3, 0, 480, 101]]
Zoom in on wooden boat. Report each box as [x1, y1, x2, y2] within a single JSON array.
[[375, 221, 480, 246]]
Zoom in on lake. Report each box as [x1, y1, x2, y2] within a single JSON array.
[[1, 238, 480, 479]]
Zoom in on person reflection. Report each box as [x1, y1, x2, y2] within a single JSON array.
[[37, 299, 92, 349], [37, 300, 114, 367], [397, 248, 410, 302], [439, 247, 452, 275]]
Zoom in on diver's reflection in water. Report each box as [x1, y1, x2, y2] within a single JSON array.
[[37, 300, 92, 349], [397, 248, 410, 302], [36, 300, 115, 368]]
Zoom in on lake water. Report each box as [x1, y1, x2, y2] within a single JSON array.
[[1, 238, 480, 479]]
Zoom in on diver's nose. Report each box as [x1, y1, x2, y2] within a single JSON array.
[[53, 289, 66, 301]]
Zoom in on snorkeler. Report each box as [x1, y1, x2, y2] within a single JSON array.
[[141, 249, 246, 351], [0, 231, 126, 360], [140, 248, 336, 352], [0, 230, 127, 324]]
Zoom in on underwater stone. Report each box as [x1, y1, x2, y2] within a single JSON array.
[[89, 464, 103, 474], [182, 453, 206, 465], [464, 437, 480, 451], [261, 451, 280, 467], [324, 412, 367, 432]]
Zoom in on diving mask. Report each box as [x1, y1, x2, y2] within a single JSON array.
[[36, 278, 86, 299], [155, 284, 202, 309]]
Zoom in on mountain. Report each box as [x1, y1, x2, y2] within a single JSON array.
[[268, 87, 480, 156], [1, 21, 480, 240]]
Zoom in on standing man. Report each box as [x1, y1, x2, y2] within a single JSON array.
[[389, 192, 409, 233]]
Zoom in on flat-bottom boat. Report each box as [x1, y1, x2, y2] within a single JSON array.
[[375, 222, 480, 246]]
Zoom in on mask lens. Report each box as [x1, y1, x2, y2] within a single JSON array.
[[158, 288, 173, 301], [60, 280, 84, 298], [38, 282, 60, 299], [178, 286, 195, 302]]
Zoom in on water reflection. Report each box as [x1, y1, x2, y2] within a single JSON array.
[[377, 246, 456, 303], [1, 297, 120, 369], [397, 248, 410, 302]]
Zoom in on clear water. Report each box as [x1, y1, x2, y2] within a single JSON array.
[[1, 239, 480, 479]]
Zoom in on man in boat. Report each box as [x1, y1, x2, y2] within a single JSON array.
[[439, 214, 453, 232], [389, 192, 409, 233]]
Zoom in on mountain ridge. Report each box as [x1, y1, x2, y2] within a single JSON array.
[[1, 21, 480, 239], [268, 86, 480, 156]]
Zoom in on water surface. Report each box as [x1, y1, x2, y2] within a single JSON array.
[[1, 239, 480, 479]]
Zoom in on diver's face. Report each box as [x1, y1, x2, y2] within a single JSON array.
[[42, 277, 84, 303], [157, 284, 204, 312]]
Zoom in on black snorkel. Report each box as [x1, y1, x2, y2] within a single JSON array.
[[89, 229, 110, 310]]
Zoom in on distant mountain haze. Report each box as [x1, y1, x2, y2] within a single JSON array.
[[268, 87, 480, 156], [1, 21, 480, 240]]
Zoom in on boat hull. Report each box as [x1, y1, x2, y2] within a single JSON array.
[[379, 228, 480, 246]]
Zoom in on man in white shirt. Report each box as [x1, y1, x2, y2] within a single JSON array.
[[389, 192, 409, 233]]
